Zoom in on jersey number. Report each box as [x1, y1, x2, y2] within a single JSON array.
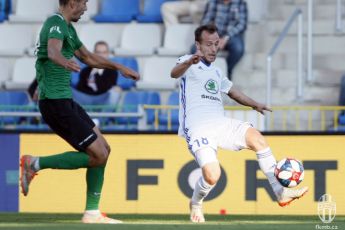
[[194, 137, 209, 147]]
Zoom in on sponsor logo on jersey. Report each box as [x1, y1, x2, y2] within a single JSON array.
[[204, 79, 219, 94], [50, 26, 61, 34], [201, 94, 221, 102]]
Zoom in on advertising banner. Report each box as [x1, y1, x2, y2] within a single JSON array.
[[19, 134, 345, 215]]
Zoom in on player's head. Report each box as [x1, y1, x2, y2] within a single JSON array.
[[194, 24, 220, 63], [94, 41, 110, 59], [59, 0, 88, 22]]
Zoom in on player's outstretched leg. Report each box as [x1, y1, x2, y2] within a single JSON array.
[[245, 128, 308, 207], [20, 151, 91, 196], [190, 148, 219, 223]]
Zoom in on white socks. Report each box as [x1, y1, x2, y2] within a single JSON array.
[[191, 177, 215, 205], [256, 147, 283, 196], [84, 210, 100, 216]]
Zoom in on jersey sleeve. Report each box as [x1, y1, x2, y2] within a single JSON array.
[[219, 69, 233, 94], [47, 18, 66, 41], [176, 54, 192, 64]]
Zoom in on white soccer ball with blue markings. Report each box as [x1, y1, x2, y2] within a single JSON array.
[[274, 158, 304, 188]]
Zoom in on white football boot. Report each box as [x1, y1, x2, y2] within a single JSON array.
[[277, 186, 309, 207], [190, 202, 205, 223], [82, 212, 123, 224]]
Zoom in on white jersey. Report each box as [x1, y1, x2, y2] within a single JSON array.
[[177, 54, 233, 137]]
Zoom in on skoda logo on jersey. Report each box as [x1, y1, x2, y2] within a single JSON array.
[[205, 79, 219, 94]]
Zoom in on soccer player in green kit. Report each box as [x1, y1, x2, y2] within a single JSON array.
[[20, 0, 140, 224]]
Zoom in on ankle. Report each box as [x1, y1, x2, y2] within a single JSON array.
[[84, 210, 100, 215]]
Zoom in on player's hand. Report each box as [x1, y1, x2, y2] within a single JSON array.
[[253, 103, 273, 115], [65, 59, 81, 72], [120, 67, 140, 81], [188, 51, 203, 65], [219, 37, 228, 50]]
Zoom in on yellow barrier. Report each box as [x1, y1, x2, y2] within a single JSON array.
[[144, 105, 345, 131], [20, 134, 345, 215]]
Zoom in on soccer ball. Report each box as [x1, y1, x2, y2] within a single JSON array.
[[274, 158, 304, 188]]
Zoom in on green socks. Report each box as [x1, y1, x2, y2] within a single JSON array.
[[38, 151, 105, 211], [85, 166, 105, 210], [39, 151, 90, 170]]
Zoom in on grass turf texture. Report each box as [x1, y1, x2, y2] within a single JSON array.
[[0, 213, 343, 230]]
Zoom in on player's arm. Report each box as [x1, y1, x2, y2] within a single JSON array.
[[171, 54, 202, 78], [227, 87, 272, 115], [74, 46, 140, 81], [48, 38, 81, 72]]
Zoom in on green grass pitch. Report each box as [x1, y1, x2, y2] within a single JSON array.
[[0, 213, 343, 230]]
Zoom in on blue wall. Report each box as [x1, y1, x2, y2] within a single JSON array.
[[0, 134, 19, 212]]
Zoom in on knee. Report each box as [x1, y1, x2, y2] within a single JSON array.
[[246, 128, 268, 151], [203, 167, 221, 185], [204, 171, 220, 186], [92, 149, 109, 167], [105, 143, 111, 155]]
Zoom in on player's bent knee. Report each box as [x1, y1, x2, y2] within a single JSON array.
[[204, 172, 220, 185], [202, 162, 221, 185], [245, 128, 268, 151], [91, 151, 109, 166]]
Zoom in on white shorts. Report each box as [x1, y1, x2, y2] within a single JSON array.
[[185, 117, 252, 156]]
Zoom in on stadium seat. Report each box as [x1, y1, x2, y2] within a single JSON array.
[[136, 57, 177, 90], [114, 24, 162, 56], [116, 91, 161, 127], [117, 91, 148, 125], [4, 57, 36, 90], [9, 0, 58, 23], [79, 0, 99, 23], [157, 24, 196, 56], [338, 114, 345, 125], [0, 91, 29, 124], [158, 91, 179, 130], [146, 91, 161, 125], [111, 57, 138, 90], [93, 0, 139, 23], [0, 25, 35, 56], [78, 24, 124, 51], [136, 0, 175, 23], [0, 0, 11, 22]]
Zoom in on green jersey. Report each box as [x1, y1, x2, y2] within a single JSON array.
[[35, 13, 83, 99]]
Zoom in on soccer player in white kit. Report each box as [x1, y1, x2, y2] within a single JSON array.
[[171, 24, 308, 223]]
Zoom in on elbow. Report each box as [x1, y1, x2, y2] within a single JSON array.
[[170, 72, 180, 79]]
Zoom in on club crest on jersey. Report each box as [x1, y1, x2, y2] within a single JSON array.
[[205, 79, 219, 94]]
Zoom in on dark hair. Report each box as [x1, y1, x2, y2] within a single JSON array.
[[59, 0, 69, 6], [194, 24, 218, 42], [94, 41, 109, 51], [59, 0, 81, 6]]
